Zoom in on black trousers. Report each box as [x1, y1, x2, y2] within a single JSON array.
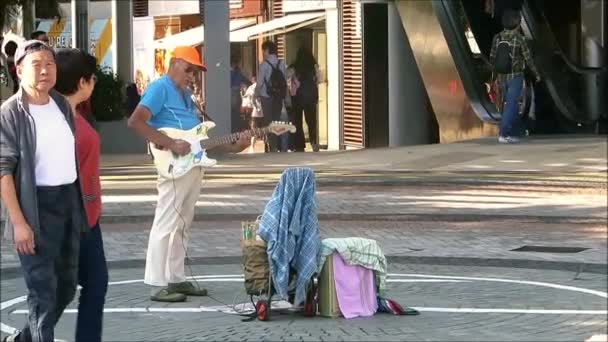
[[292, 98, 318, 152], [260, 96, 285, 152], [76, 222, 108, 342], [231, 90, 245, 133], [17, 183, 81, 342]]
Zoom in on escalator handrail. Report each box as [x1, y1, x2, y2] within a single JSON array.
[[434, 0, 501, 122], [552, 50, 608, 74], [523, 0, 608, 75]]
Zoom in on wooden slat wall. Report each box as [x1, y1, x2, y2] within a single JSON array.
[[340, 0, 364, 147], [133, 0, 148, 17], [271, 0, 285, 59]]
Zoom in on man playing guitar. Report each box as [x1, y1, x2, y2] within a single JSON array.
[[127, 46, 250, 302]]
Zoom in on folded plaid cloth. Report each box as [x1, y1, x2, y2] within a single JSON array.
[[258, 168, 321, 306]]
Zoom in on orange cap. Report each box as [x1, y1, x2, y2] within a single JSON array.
[[172, 46, 206, 71]]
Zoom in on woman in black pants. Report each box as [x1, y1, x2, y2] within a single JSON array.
[[288, 47, 321, 152]]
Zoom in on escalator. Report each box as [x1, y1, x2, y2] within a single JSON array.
[[455, 0, 607, 133], [431, 0, 503, 124], [395, 0, 605, 138], [394, 0, 500, 143], [521, 0, 607, 133]]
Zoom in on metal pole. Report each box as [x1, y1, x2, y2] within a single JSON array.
[[22, 0, 35, 39], [111, 0, 133, 82], [580, 0, 606, 122], [71, 0, 89, 50], [203, 0, 231, 136]]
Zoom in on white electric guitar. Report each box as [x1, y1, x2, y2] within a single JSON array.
[[149, 121, 296, 179]]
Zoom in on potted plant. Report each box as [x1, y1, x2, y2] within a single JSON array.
[[91, 66, 147, 154], [90, 66, 124, 122]]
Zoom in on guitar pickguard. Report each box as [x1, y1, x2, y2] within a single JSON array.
[[151, 122, 217, 179]]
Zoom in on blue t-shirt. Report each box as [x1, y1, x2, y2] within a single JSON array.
[[139, 75, 201, 130]]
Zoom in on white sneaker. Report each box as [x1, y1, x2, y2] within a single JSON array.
[[3, 331, 20, 342], [498, 136, 520, 144]]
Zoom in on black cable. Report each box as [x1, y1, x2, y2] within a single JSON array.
[[170, 168, 247, 310]]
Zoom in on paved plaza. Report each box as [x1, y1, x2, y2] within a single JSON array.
[[1, 136, 607, 341]]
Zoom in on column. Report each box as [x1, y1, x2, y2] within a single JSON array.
[[580, 0, 606, 122], [388, 1, 433, 146], [111, 0, 133, 83], [72, 0, 89, 51], [21, 1, 35, 38], [326, 8, 340, 150], [204, 0, 231, 136]]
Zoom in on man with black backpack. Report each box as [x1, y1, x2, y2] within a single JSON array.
[[490, 9, 541, 144], [255, 40, 287, 152]]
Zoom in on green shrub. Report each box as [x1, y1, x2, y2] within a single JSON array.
[[91, 66, 124, 122]]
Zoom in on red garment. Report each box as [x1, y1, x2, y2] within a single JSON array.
[[75, 114, 102, 227]]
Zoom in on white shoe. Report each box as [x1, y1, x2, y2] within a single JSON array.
[[498, 136, 520, 144]]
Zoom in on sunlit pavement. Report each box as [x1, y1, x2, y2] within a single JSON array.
[[1, 136, 606, 341]]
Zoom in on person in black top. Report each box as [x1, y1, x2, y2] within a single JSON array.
[[288, 47, 321, 152]]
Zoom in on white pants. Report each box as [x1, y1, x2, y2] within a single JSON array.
[[144, 167, 204, 286]]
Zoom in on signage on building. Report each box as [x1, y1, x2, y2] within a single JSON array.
[[230, 0, 243, 9], [230, 0, 263, 18], [282, 0, 336, 13], [37, 19, 113, 68]]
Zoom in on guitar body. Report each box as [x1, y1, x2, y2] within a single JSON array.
[[149, 122, 217, 179], [149, 120, 296, 180]]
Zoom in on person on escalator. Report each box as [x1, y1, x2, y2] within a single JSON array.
[[490, 9, 541, 144]]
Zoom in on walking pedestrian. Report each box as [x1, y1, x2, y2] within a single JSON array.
[[1, 40, 88, 342], [490, 9, 541, 143], [54, 48, 108, 342]]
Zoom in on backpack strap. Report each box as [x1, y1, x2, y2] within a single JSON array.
[[264, 60, 282, 89], [264, 60, 275, 88], [265, 59, 281, 71]]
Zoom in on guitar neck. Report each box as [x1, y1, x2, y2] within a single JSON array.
[[200, 127, 271, 149]]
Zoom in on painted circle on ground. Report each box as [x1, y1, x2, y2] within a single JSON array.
[[2, 272, 606, 336]]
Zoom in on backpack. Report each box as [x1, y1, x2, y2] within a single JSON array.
[[265, 60, 287, 99], [494, 38, 515, 74]]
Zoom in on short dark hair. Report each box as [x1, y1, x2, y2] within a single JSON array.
[[502, 10, 521, 30], [30, 31, 46, 40], [4, 41, 17, 57], [54, 48, 97, 96], [261, 41, 277, 55]]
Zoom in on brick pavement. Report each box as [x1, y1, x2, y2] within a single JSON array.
[[100, 136, 608, 175], [2, 264, 606, 341], [94, 184, 607, 222], [2, 219, 605, 271]]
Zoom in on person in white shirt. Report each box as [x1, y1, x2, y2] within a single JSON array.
[[0, 40, 88, 342], [242, 76, 263, 152]]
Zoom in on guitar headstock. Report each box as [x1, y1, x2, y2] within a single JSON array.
[[268, 121, 296, 136]]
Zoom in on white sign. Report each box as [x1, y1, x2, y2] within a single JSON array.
[[132, 17, 156, 93], [230, 0, 243, 9], [282, 0, 336, 13], [148, 0, 199, 17]]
